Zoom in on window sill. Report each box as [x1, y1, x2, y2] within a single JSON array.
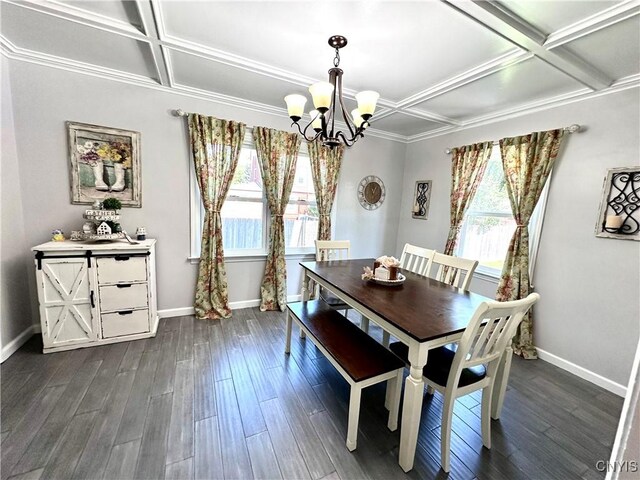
[[188, 252, 316, 264], [473, 269, 501, 285]]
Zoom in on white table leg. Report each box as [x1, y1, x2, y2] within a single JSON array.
[[346, 385, 362, 451], [284, 310, 292, 354], [491, 346, 513, 419], [399, 341, 428, 472], [300, 272, 310, 339]]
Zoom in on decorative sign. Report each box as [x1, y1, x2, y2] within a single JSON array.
[[412, 180, 432, 220], [595, 166, 640, 241]]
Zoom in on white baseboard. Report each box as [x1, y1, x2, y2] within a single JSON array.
[[157, 307, 195, 318], [158, 294, 302, 319], [537, 347, 627, 397], [1, 324, 41, 363]]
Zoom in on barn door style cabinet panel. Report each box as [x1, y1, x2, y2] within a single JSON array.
[[32, 240, 159, 353]]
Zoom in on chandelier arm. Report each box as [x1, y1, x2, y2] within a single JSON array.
[[335, 130, 358, 147], [293, 121, 319, 142], [337, 74, 356, 139]]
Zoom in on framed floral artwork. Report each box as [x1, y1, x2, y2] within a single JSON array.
[[67, 122, 142, 207]]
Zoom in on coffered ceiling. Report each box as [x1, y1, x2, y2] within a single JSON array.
[[1, 0, 638, 142]]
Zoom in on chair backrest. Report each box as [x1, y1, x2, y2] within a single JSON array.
[[427, 252, 478, 290], [315, 240, 351, 261], [447, 293, 540, 388], [399, 243, 435, 276]]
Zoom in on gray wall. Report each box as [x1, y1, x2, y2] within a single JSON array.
[[1, 60, 406, 351], [396, 88, 640, 386], [1, 56, 34, 357]]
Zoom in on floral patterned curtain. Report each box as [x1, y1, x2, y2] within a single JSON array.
[[496, 129, 565, 358], [443, 142, 493, 255], [188, 114, 246, 319], [308, 140, 344, 240], [254, 127, 301, 311]]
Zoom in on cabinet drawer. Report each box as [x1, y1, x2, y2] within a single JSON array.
[[99, 283, 148, 312], [97, 256, 147, 284], [102, 309, 149, 338]]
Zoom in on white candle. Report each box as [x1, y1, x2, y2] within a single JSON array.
[[413, 202, 420, 213], [605, 215, 623, 229]]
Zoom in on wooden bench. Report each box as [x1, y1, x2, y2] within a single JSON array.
[[285, 300, 405, 451]]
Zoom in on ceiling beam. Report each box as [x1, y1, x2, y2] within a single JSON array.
[[442, 0, 613, 90], [134, 0, 170, 86], [544, 0, 640, 49]]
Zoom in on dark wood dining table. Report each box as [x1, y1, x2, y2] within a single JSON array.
[[299, 259, 512, 472]]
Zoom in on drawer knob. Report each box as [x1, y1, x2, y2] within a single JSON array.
[[116, 284, 133, 288], [118, 310, 134, 316]]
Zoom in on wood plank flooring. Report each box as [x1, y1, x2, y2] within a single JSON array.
[[1, 308, 623, 479]]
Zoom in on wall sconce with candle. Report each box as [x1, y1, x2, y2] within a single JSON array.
[[412, 180, 432, 220], [595, 167, 640, 241]]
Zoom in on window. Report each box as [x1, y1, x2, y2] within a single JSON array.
[[190, 136, 318, 258], [456, 148, 549, 279]]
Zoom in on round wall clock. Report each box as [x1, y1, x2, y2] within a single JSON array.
[[357, 175, 386, 210]]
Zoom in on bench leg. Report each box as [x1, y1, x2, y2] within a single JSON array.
[[360, 316, 369, 334], [387, 369, 403, 431], [382, 331, 390, 347], [285, 310, 292, 354], [346, 385, 362, 451]]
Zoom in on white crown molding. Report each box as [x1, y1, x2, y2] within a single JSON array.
[[406, 78, 640, 143], [545, 0, 640, 49], [6, 0, 149, 43]]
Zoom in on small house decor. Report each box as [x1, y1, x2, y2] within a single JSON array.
[[68, 121, 141, 207], [96, 222, 112, 236], [595, 166, 640, 241], [412, 180, 432, 220]]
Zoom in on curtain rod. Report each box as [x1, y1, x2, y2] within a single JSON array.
[[444, 124, 581, 154]]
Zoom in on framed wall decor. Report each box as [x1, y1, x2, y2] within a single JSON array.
[[595, 166, 640, 241], [411, 180, 432, 220], [67, 122, 142, 207]]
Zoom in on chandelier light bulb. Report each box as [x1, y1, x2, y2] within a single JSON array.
[[284, 94, 307, 121], [309, 110, 323, 130], [355, 91, 380, 119], [351, 109, 365, 128], [309, 82, 334, 112]]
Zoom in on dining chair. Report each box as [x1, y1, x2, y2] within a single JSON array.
[[381, 243, 436, 347], [314, 240, 353, 319], [427, 252, 478, 290], [399, 243, 436, 276], [389, 292, 540, 472]]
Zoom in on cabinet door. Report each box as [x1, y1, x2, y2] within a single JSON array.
[[36, 257, 98, 347]]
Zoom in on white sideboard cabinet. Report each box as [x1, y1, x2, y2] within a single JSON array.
[[32, 239, 159, 353]]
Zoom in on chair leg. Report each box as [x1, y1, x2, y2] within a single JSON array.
[[481, 386, 493, 449], [346, 386, 362, 451], [491, 347, 513, 419], [284, 310, 292, 354], [387, 369, 403, 431], [382, 331, 390, 347], [440, 392, 455, 473]]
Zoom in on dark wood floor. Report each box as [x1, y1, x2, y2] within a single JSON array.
[[1, 309, 623, 480]]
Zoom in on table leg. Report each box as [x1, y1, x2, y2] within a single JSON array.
[[399, 342, 428, 472], [284, 310, 292, 354], [491, 346, 513, 419], [300, 272, 310, 339]]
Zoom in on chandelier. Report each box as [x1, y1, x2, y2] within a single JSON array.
[[284, 35, 380, 148]]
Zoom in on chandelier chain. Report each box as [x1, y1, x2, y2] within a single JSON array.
[[333, 48, 340, 68]]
